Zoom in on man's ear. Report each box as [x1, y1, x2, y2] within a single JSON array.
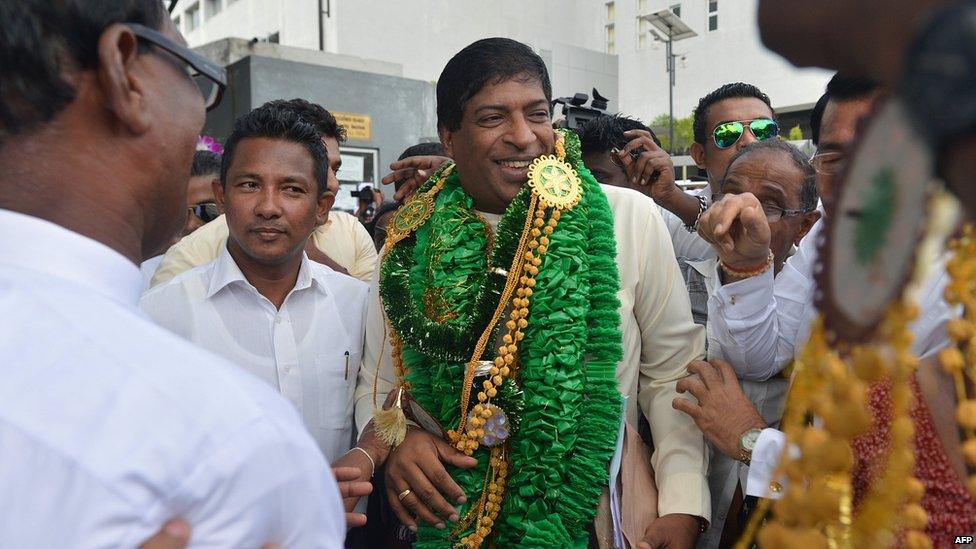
[[439, 124, 454, 158], [689, 141, 706, 169], [211, 177, 224, 213], [795, 210, 822, 244], [96, 24, 151, 135], [212, 179, 226, 211], [316, 190, 336, 226]]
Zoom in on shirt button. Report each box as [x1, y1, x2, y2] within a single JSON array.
[[275, 316, 282, 324], [769, 481, 782, 494]]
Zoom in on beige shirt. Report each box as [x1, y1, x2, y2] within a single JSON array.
[[356, 184, 709, 519], [148, 211, 378, 287]]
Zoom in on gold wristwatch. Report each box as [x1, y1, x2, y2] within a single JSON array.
[[737, 428, 763, 465]]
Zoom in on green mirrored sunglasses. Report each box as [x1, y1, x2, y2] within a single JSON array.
[[712, 118, 780, 149]]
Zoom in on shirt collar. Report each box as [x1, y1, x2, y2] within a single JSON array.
[[206, 245, 321, 299], [0, 209, 143, 308]]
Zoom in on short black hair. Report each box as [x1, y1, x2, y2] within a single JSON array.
[[394, 142, 448, 191], [397, 142, 447, 161], [191, 150, 221, 178], [724, 140, 818, 211], [221, 105, 329, 196], [692, 83, 774, 145], [0, 1, 165, 139], [437, 38, 551, 132], [809, 74, 880, 145], [262, 98, 346, 142], [576, 114, 661, 156]]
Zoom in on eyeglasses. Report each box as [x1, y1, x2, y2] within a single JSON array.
[[188, 202, 220, 223], [809, 151, 845, 176], [711, 193, 811, 223], [124, 23, 226, 111], [711, 118, 780, 149]]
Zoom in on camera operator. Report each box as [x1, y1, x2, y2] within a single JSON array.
[[353, 183, 382, 225]]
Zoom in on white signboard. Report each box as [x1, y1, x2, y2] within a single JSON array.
[[336, 154, 365, 182]]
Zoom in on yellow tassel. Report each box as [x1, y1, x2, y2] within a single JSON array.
[[374, 387, 407, 448]]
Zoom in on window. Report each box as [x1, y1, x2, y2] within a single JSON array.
[[268, 32, 280, 44], [185, 2, 200, 31], [670, 3, 681, 17], [606, 1, 615, 21], [637, 16, 650, 50], [205, 0, 221, 19], [606, 24, 616, 54], [708, 0, 718, 31]]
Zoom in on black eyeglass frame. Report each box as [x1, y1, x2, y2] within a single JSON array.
[[124, 22, 226, 111]]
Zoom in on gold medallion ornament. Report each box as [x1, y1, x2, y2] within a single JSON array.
[[383, 164, 455, 252], [527, 155, 582, 211]]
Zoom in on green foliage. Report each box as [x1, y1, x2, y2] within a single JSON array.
[[650, 114, 694, 154], [788, 124, 805, 141]]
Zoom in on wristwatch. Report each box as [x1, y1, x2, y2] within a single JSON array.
[[683, 194, 708, 233], [737, 428, 763, 465], [898, 2, 976, 176]]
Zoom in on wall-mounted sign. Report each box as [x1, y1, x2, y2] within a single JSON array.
[[334, 112, 372, 141]]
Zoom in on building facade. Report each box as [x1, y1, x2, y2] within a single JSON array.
[[173, 0, 831, 141]]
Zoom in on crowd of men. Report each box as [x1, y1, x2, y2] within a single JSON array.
[[3, 0, 976, 548]]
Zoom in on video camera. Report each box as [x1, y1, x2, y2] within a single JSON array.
[[551, 88, 610, 130]]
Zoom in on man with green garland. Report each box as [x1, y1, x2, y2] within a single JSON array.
[[353, 38, 708, 548]]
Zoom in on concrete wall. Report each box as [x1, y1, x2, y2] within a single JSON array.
[[200, 52, 438, 199]]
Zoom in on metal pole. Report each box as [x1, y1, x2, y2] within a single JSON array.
[[318, 0, 325, 51], [667, 25, 674, 155]]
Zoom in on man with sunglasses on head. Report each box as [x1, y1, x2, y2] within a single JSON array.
[[0, 1, 348, 547], [606, 83, 781, 262]]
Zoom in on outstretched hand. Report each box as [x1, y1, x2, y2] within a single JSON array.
[[672, 359, 766, 460], [697, 192, 770, 272], [382, 156, 452, 201]]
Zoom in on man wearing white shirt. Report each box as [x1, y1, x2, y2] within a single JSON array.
[[150, 99, 378, 287], [0, 2, 346, 547], [142, 104, 387, 517], [670, 139, 820, 547], [692, 75, 955, 500]]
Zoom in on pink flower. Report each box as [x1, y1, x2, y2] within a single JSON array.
[[196, 135, 223, 154]]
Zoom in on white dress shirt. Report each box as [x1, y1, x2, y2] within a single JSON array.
[[0, 209, 344, 548], [707, 219, 956, 497], [141, 246, 368, 463], [708, 221, 954, 381], [357, 185, 712, 519], [660, 186, 716, 262]]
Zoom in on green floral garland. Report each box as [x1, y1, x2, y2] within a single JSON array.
[[379, 130, 623, 548]]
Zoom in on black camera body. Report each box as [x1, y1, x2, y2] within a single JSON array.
[[552, 88, 610, 130]]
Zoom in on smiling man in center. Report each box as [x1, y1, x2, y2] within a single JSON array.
[[355, 38, 708, 548]]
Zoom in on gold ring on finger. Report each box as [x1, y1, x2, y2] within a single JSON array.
[[397, 488, 412, 502]]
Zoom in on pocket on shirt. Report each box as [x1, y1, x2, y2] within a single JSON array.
[[314, 351, 360, 429]]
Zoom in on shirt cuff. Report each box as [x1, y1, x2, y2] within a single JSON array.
[[745, 428, 795, 499], [713, 268, 775, 321], [657, 471, 710, 520]]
